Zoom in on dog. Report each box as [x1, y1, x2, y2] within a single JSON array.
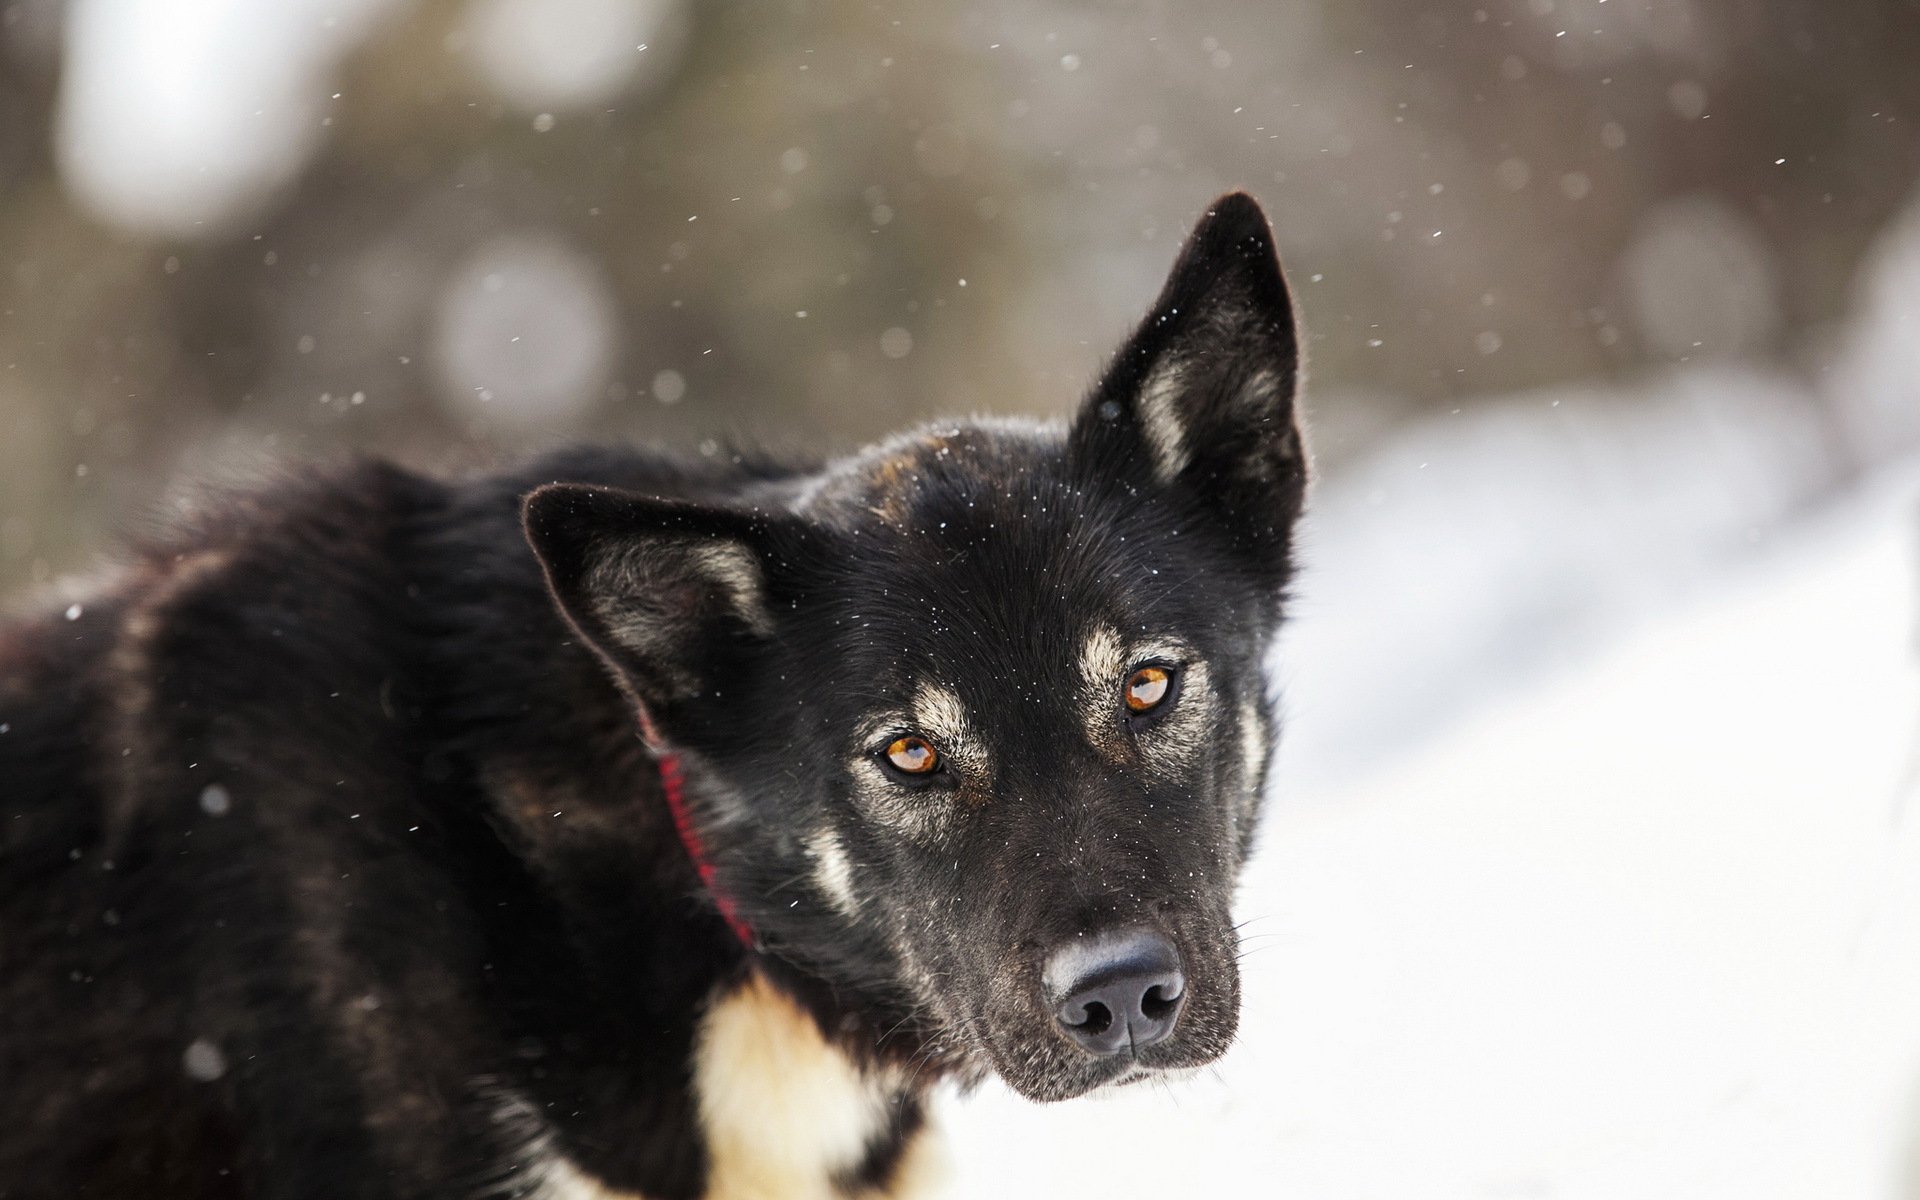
[[0, 192, 1307, 1199]]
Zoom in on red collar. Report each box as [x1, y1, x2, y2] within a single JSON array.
[[655, 752, 755, 947]]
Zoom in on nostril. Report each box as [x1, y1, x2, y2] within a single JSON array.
[[1069, 1001, 1113, 1036], [1140, 981, 1182, 1022]]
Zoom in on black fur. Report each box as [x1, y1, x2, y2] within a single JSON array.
[[0, 193, 1307, 1197]]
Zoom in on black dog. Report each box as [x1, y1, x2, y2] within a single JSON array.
[[0, 192, 1307, 1199]]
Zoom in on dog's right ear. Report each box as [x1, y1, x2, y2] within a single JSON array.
[[522, 484, 787, 728], [1069, 192, 1306, 583]]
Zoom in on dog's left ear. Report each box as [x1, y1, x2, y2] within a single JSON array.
[[1069, 192, 1306, 578], [522, 483, 793, 739]]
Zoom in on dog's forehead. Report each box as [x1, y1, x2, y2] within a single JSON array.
[[836, 537, 1109, 689], [812, 445, 1195, 722], [805, 420, 1071, 526], [794, 416, 1233, 737]]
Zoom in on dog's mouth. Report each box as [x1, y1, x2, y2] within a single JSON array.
[[1079, 1061, 1162, 1095], [962, 935, 1242, 1104], [1088, 1064, 1183, 1096], [980, 1028, 1227, 1103]]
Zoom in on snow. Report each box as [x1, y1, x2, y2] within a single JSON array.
[[198, 784, 232, 817], [940, 452, 1920, 1199], [431, 233, 620, 429], [464, 0, 688, 113], [1285, 363, 1833, 793], [1831, 199, 1920, 467], [51, 0, 687, 236], [1618, 195, 1781, 358], [182, 1037, 228, 1082], [55, 0, 403, 236]]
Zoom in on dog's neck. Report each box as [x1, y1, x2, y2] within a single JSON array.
[[406, 487, 951, 1194], [461, 742, 941, 1197]]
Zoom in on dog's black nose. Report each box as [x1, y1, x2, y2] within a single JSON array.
[[1043, 929, 1186, 1057]]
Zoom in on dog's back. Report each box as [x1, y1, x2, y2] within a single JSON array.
[[1, 463, 458, 1194]]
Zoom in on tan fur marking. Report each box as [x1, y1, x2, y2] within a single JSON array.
[[1244, 367, 1285, 436], [688, 543, 774, 636], [1135, 362, 1190, 482], [1236, 698, 1269, 834], [585, 538, 770, 693], [105, 549, 234, 846], [696, 973, 936, 1199], [909, 682, 986, 777], [873, 1126, 946, 1200], [1078, 625, 1127, 680], [863, 449, 918, 526], [1079, 634, 1208, 769], [857, 711, 914, 749], [806, 829, 861, 919], [1129, 637, 1196, 667], [1077, 624, 1129, 760]]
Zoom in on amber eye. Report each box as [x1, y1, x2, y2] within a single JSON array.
[[1124, 666, 1173, 713], [883, 736, 940, 775]]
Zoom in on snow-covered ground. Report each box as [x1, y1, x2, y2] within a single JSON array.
[[941, 445, 1920, 1198]]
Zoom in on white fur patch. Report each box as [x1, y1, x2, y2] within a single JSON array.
[[1129, 637, 1197, 670], [1135, 362, 1190, 483], [1243, 367, 1283, 419], [910, 682, 986, 776], [104, 549, 233, 847], [490, 975, 941, 1199], [486, 1089, 647, 1200], [689, 542, 774, 636], [1236, 698, 1269, 833], [696, 974, 932, 1199], [1077, 624, 1129, 758], [806, 829, 861, 919], [529, 1154, 647, 1200], [586, 538, 771, 690], [1078, 625, 1127, 692]]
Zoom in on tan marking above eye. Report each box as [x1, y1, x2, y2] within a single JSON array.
[[884, 735, 940, 774], [1124, 666, 1172, 713]]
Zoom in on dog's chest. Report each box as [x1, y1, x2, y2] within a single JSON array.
[[527, 973, 937, 1200], [692, 973, 936, 1199]]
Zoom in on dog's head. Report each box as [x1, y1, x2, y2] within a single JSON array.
[[525, 193, 1305, 1101]]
